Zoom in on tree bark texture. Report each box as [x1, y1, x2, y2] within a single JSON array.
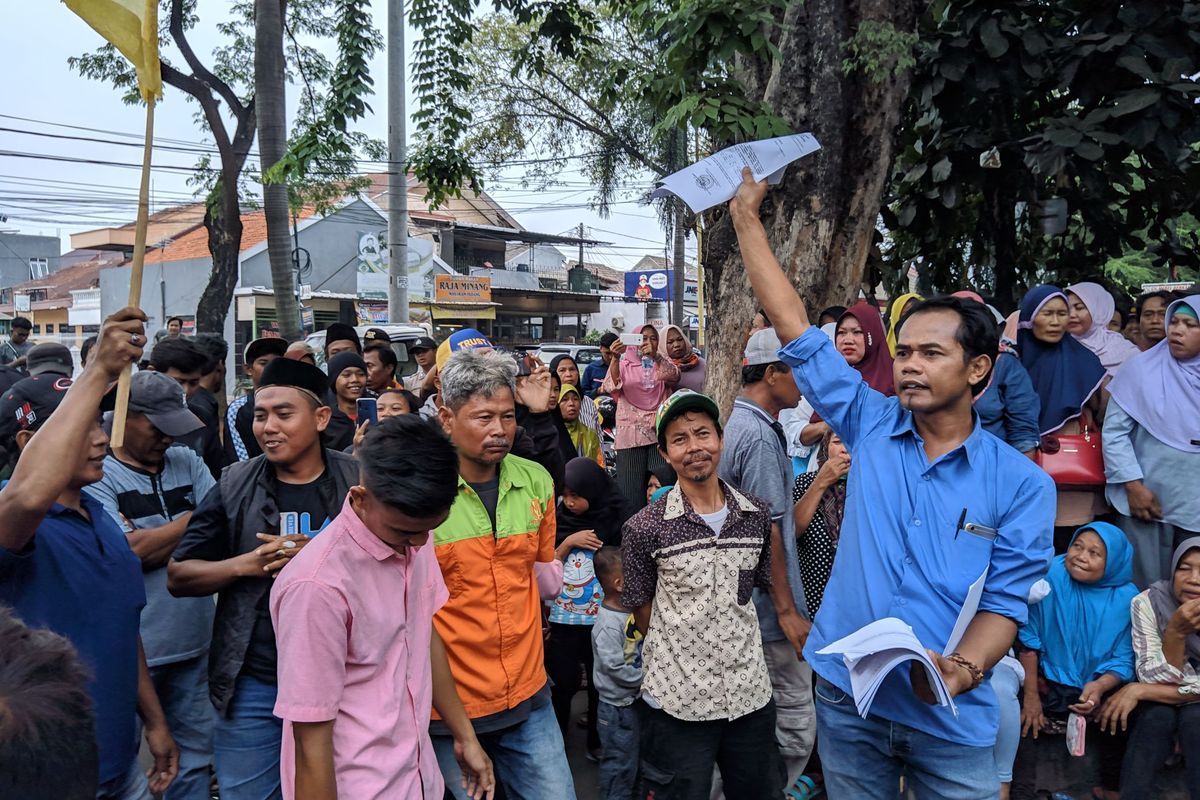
[[700, 0, 922, 415], [256, 0, 302, 341]]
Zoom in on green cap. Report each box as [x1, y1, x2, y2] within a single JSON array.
[[655, 389, 722, 446]]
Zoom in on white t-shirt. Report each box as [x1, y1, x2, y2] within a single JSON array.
[[699, 505, 729, 537]]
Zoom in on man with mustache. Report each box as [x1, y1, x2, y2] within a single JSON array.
[[731, 168, 1055, 799], [620, 388, 783, 798], [90, 371, 216, 800], [432, 348, 573, 799]]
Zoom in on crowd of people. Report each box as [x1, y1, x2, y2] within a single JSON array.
[[0, 168, 1198, 800]]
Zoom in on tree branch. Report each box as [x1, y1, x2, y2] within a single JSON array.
[[169, 0, 247, 116]]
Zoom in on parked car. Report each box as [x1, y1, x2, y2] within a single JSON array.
[[304, 323, 431, 381], [533, 343, 603, 366]]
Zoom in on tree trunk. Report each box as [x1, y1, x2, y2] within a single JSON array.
[[256, 0, 301, 341], [701, 0, 922, 415], [195, 197, 244, 334]]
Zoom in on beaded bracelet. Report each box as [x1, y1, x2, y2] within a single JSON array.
[[947, 653, 984, 692]]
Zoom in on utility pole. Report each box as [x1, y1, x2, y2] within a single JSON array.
[[578, 222, 584, 270], [386, 0, 409, 323]]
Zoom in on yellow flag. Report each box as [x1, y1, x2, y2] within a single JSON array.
[[63, 0, 161, 101]]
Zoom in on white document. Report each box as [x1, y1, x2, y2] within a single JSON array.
[[648, 134, 822, 213], [815, 568, 989, 720], [944, 568, 989, 655]]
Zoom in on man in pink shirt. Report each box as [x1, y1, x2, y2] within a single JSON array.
[[271, 415, 495, 800]]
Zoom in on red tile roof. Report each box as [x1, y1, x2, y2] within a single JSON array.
[[144, 207, 317, 264]]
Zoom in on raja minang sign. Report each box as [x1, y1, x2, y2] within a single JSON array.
[[435, 275, 492, 303]]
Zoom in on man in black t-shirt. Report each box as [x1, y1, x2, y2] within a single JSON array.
[[168, 358, 358, 799]]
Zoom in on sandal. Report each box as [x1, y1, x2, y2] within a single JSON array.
[[787, 775, 825, 800]]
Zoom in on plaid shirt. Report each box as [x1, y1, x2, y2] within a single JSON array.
[[621, 481, 773, 722]]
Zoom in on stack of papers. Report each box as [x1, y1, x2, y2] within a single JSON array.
[[815, 569, 988, 719], [649, 134, 822, 213], [816, 618, 959, 718]]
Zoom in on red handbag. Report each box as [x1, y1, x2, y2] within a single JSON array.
[[1036, 412, 1105, 490]]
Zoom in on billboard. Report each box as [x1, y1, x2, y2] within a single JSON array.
[[624, 269, 672, 301], [356, 234, 439, 300]]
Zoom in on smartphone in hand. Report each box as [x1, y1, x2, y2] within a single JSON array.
[[356, 397, 378, 427]]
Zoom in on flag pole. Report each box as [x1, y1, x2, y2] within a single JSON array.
[[110, 98, 156, 449]]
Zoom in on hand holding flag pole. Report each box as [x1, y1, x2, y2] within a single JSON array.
[[63, 0, 161, 448]]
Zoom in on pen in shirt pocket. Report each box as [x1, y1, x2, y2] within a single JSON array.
[[955, 508, 998, 541]]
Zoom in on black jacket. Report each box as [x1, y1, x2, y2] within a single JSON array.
[[171, 448, 359, 715]]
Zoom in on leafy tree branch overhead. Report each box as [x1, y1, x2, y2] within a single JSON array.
[[70, 0, 383, 334]]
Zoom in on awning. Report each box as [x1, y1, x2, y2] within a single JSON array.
[[414, 300, 499, 321]]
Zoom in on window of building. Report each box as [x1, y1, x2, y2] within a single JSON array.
[[28, 258, 49, 279]]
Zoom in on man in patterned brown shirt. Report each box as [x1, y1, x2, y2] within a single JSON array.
[[621, 389, 784, 799]]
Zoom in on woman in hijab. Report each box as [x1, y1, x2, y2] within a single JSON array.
[[558, 383, 603, 465], [1018, 285, 1109, 546], [322, 351, 367, 451], [1103, 294, 1200, 587], [952, 292, 1041, 456], [661, 323, 706, 392], [1100, 538, 1200, 800], [791, 430, 851, 616], [885, 292, 923, 356], [601, 324, 680, 506], [1066, 282, 1142, 376], [1015, 523, 1139, 800], [801, 302, 894, 446], [550, 354, 600, 435], [545, 458, 636, 760]]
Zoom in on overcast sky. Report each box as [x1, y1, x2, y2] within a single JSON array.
[[0, 1, 694, 270]]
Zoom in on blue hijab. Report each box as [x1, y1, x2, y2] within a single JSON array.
[[1019, 522, 1138, 688], [1017, 285, 1107, 434]]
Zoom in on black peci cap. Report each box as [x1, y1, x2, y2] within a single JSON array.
[[254, 357, 329, 405]]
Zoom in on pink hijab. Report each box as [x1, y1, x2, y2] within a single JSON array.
[[1066, 282, 1141, 375], [619, 324, 672, 410]]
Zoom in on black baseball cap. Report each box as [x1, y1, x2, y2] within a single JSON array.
[[410, 336, 437, 352], [0, 375, 75, 440], [362, 328, 391, 350], [243, 337, 289, 364], [124, 371, 204, 436], [26, 343, 74, 377]]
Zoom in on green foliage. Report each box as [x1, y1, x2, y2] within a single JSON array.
[[265, 0, 386, 214], [70, 0, 382, 215], [408, 0, 794, 208], [881, 0, 1200, 304], [842, 20, 919, 82]]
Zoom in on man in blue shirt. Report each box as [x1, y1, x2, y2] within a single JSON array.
[[581, 332, 617, 398], [730, 170, 1055, 799], [0, 308, 179, 799]]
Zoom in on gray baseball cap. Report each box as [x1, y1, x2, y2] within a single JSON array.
[[27, 343, 74, 377], [743, 327, 784, 366], [129, 370, 204, 437]]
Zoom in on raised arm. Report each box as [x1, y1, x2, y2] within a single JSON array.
[[729, 168, 810, 342], [0, 308, 145, 551]]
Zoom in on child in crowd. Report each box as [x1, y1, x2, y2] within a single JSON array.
[[591, 547, 644, 800]]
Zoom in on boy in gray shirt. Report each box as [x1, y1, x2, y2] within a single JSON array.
[[591, 547, 643, 800]]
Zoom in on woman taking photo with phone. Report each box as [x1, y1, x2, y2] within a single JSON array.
[[600, 325, 679, 506]]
